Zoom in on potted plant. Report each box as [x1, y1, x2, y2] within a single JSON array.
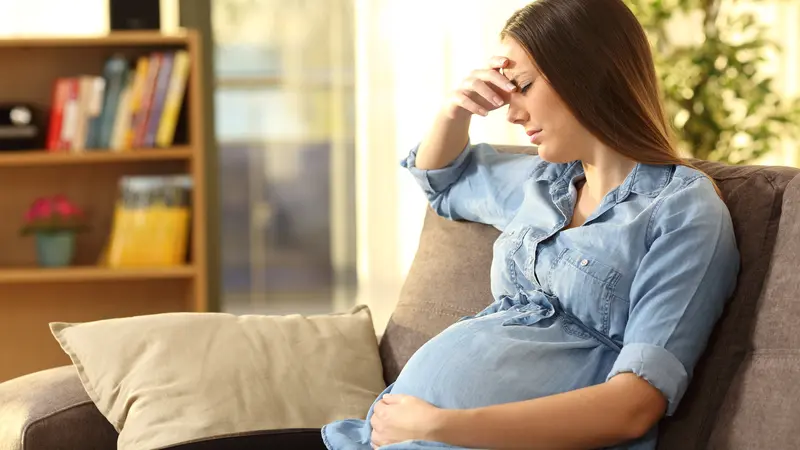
[[625, 0, 800, 164], [21, 195, 88, 267]]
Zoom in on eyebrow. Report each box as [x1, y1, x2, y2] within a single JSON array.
[[502, 69, 528, 86]]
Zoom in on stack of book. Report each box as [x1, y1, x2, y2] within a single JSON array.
[[103, 174, 193, 267], [45, 50, 191, 152]]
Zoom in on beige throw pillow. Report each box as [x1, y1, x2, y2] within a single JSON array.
[[49, 304, 385, 450]]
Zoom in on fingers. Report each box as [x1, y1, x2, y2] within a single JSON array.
[[380, 394, 403, 404], [457, 69, 515, 115], [447, 57, 516, 118], [464, 77, 505, 108], [477, 68, 516, 94], [371, 427, 385, 449], [452, 91, 490, 117], [487, 56, 509, 70]]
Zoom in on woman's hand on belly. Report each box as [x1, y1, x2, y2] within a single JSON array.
[[369, 394, 446, 448]]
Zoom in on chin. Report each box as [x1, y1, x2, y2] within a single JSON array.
[[535, 144, 572, 164]]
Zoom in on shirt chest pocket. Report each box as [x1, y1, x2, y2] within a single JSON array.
[[549, 248, 625, 336]]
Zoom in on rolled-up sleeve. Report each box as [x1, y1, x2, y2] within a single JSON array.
[[400, 141, 540, 230], [606, 176, 740, 416]]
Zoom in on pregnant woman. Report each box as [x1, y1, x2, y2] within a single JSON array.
[[323, 0, 739, 448]]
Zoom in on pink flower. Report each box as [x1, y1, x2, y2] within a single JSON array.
[[20, 195, 88, 235], [54, 197, 74, 217], [31, 198, 52, 220]]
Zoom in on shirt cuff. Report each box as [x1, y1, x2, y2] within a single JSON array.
[[399, 140, 472, 195], [606, 343, 689, 416]]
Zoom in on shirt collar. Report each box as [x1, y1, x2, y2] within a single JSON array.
[[618, 163, 673, 200], [537, 160, 673, 202]]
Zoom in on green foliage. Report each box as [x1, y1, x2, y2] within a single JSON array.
[[625, 0, 800, 163]]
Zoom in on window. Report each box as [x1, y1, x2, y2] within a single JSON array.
[[212, 0, 356, 315]]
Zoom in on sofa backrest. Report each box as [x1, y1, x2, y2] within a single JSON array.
[[379, 144, 800, 449], [657, 159, 799, 449], [703, 174, 800, 449]]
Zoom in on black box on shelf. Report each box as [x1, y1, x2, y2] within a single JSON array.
[[0, 104, 45, 151]]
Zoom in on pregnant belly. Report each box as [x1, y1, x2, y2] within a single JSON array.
[[389, 310, 617, 409]]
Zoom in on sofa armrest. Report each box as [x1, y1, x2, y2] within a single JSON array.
[[0, 365, 117, 450]]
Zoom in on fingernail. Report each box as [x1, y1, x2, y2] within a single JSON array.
[[506, 83, 516, 91], [479, 108, 488, 116], [493, 96, 503, 106]]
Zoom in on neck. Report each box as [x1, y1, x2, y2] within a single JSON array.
[[580, 145, 637, 203]]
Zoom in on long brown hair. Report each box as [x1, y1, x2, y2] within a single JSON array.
[[500, 0, 719, 193]]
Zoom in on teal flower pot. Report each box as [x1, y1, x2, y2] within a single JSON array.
[[35, 231, 76, 267]]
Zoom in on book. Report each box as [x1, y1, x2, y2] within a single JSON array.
[[156, 50, 191, 148], [72, 76, 103, 152], [109, 71, 134, 151], [45, 78, 71, 151], [130, 52, 163, 148], [44, 50, 190, 152], [122, 56, 151, 150], [58, 78, 80, 151], [106, 174, 193, 267], [95, 54, 130, 149], [143, 52, 174, 147]]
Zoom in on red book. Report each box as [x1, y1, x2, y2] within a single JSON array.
[[45, 78, 70, 151], [58, 78, 80, 151]]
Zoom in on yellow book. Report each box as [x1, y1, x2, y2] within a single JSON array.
[[156, 50, 191, 148], [122, 56, 150, 150], [107, 175, 192, 267], [109, 75, 133, 151]]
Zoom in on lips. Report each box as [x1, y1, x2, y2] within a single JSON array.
[[527, 129, 543, 145]]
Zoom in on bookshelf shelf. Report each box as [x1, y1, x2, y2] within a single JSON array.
[[0, 31, 191, 48], [0, 147, 193, 167], [0, 265, 195, 284]]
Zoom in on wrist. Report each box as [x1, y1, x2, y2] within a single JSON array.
[[442, 103, 473, 122], [428, 408, 474, 444]]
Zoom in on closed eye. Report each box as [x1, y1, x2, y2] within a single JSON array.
[[519, 82, 532, 94]]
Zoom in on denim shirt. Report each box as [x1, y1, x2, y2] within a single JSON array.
[[322, 142, 739, 450]]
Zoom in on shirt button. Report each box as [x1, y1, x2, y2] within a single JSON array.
[[580, 259, 589, 266]]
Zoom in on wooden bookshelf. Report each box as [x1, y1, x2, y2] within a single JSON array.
[[0, 31, 208, 382]]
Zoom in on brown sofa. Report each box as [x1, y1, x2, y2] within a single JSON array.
[[3, 146, 800, 450]]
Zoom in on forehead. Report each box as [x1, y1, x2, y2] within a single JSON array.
[[498, 38, 537, 77]]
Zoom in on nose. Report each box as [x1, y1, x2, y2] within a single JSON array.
[[505, 95, 529, 125]]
